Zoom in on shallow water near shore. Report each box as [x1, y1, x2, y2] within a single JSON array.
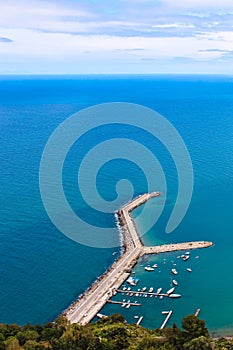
[[0, 75, 233, 334]]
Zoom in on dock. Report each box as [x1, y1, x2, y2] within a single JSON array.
[[116, 289, 169, 297], [136, 316, 144, 326], [63, 191, 213, 325], [160, 311, 173, 329], [107, 300, 141, 306]]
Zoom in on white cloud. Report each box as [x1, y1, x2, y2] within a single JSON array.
[[162, 0, 233, 9]]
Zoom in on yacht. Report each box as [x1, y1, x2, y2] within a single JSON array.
[[156, 287, 162, 294], [183, 255, 190, 261], [149, 287, 154, 293], [172, 279, 178, 286], [172, 268, 178, 275], [166, 287, 175, 295], [152, 263, 158, 268], [145, 266, 155, 272], [169, 294, 181, 298], [187, 268, 192, 272]]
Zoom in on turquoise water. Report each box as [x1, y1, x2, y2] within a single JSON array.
[[0, 75, 233, 335]]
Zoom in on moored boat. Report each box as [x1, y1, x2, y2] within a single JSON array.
[[169, 294, 181, 298], [172, 268, 178, 275], [166, 287, 175, 295], [145, 266, 155, 272]]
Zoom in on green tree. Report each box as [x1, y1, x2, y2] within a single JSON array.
[[5, 337, 22, 350], [183, 335, 212, 350], [182, 315, 209, 339]]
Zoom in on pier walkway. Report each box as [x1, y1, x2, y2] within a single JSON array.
[[64, 192, 213, 325]]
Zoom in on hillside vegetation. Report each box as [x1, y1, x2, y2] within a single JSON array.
[[0, 314, 232, 350]]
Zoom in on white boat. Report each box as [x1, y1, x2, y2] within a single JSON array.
[[172, 268, 178, 275], [121, 302, 126, 307], [159, 295, 163, 299], [152, 263, 158, 268], [97, 313, 107, 319], [169, 294, 181, 298], [172, 279, 178, 286], [134, 315, 139, 319], [126, 303, 131, 309], [142, 287, 147, 292], [183, 255, 190, 261], [145, 266, 155, 272], [187, 268, 192, 272], [185, 252, 190, 255], [122, 286, 127, 291], [195, 256, 199, 259], [156, 287, 162, 294], [166, 287, 175, 295], [149, 287, 154, 293]]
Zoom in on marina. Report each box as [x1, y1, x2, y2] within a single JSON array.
[[63, 192, 213, 325]]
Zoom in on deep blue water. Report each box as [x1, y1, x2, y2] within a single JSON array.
[[0, 75, 233, 335]]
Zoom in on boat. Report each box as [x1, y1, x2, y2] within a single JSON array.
[[156, 287, 162, 294], [166, 287, 175, 295], [145, 266, 155, 272], [195, 256, 199, 259], [152, 263, 158, 268], [185, 252, 190, 255], [159, 296, 163, 299], [142, 287, 147, 292], [97, 313, 107, 319], [126, 303, 131, 309], [130, 292, 133, 297], [121, 302, 126, 307], [127, 276, 139, 286], [172, 268, 178, 275], [187, 268, 192, 272], [183, 255, 190, 261], [172, 279, 178, 286], [134, 315, 139, 319], [149, 287, 154, 293], [169, 294, 181, 298]]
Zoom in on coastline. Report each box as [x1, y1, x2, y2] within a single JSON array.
[[63, 192, 213, 325]]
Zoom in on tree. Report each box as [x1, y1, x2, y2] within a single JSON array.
[[5, 337, 22, 350], [183, 335, 212, 350], [182, 315, 209, 339]]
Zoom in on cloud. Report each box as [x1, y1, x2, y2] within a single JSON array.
[[0, 0, 233, 73], [0, 37, 13, 42]]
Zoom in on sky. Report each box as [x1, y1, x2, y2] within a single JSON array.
[[0, 0, 233, 74]]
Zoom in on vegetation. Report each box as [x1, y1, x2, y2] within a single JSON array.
[[0, 314, 231, 350]]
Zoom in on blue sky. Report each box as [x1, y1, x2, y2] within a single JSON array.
[[0, 0, 233, 74]]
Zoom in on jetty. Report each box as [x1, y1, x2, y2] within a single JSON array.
[[63, 192, 213, 325]]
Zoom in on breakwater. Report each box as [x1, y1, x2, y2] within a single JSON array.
[[63, 192, 213, 324]]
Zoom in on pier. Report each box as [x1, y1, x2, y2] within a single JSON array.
[[160, 311, 173, 330], [107, 300, 141, 306], [63, 192, 213, 325]]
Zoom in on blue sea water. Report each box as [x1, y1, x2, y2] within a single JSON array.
[[0, 75, 233, 335]]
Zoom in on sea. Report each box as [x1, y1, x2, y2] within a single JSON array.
[[0, 75, 233, 336]]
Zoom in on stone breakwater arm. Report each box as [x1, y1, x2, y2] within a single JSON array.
[[142, 241, 213, 255]]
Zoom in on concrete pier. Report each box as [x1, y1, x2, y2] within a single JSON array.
[[63, 192, 213, 325]]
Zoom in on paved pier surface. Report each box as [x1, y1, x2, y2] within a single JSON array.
[[64, 192, 213, 325]]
